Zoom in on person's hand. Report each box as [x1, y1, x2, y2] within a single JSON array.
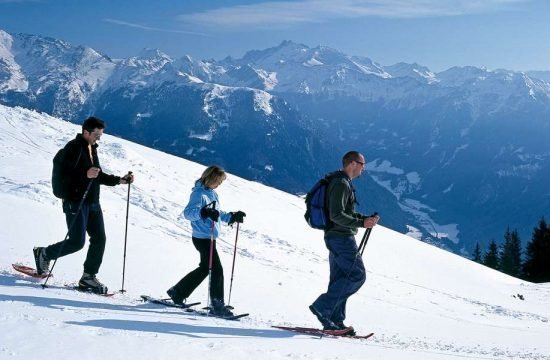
[[120, 172, 134, 184], [229, 211, 246, 225], [87, 167, 101, 179], [363, 214, 379, 228], [201, 206, 220, 222]]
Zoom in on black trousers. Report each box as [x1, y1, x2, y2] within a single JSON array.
[[171, 237, 224, 302], [45, 201, 106, 275]]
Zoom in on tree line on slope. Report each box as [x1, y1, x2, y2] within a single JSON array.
[[472, 217, 550, 283]]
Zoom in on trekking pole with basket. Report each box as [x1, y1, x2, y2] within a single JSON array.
[[206, 201, 217, 315], [227, 222, 241, 307], [119, 171, 133, 293]]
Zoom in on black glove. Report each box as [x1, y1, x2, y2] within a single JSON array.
[[229, 211, 246, 225], [121, 172, 134, 184], [201, 206, 220, 222]]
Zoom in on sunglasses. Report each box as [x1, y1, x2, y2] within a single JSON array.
[[86, 130, 102, 139]]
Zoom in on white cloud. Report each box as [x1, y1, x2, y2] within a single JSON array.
[[103, 18, 210, 36], [177, 0, 528, 28]]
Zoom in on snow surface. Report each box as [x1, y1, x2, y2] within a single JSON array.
[[1, 104, 549, 359]]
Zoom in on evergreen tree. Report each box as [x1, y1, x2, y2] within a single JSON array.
[[500, 227, 522, 278], [523, 218, 550, 283], [472, 242, 483, 263], [483, 240, 500, 270]]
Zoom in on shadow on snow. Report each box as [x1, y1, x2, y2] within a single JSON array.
[[0, 273, 306, 340]]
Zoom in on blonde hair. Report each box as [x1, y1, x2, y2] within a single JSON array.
[[199, 165, 227, 188]]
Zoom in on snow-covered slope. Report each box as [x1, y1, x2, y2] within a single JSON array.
[[1, 105, 549, 359]]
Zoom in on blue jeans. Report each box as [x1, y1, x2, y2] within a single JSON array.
[[312, 234, 366, 324]]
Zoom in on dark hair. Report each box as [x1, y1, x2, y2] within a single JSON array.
[[199, 165, 227, 188], [82, 116, 105, 133], [342, 151, 363, 167]]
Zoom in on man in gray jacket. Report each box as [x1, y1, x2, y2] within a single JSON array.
[[309, 151, 379, 334]]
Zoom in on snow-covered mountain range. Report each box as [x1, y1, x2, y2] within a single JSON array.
[[1, 104, 549, 359], [1, 29, 549, 254]]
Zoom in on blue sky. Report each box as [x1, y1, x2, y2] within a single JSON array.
[[1, 0, 549, 72]]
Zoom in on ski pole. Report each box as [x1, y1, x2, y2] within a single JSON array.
[[227, 222, 240, 307], [358, 212, 377, 256], [359, 228, 372, 256], [43, 179, 94, 288], [120, 171, 132, 293], [206, 220, 216, 316]]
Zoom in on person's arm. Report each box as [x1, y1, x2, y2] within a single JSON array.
[[218, 203, 232, 223], [327, 180, 364, 228], [183, 190, 207, 221], [97, 170, 121, 186]]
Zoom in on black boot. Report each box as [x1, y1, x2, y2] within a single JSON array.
[[78, 273, 108, 294], [33, 247, 51, 275], [166, 287, 185, 305], [210, 299, 234, 317], [309, 304, 338, 330]]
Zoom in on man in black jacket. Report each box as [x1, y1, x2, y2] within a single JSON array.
[[309, 151, 379, 333], [33, 117, 134, 294]]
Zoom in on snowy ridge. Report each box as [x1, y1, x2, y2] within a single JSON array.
[[253, 89, 273, 115], [2, 31, 550, 115], [384, 62, 438, 83], [0, 30, 28, 92], [1, 104, 549, 359], [0, 30, 115, 118]]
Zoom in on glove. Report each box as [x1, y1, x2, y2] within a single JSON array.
[[200, 206, 220, 222], [229, 211, 246, 225], [121, 172, 134, 184], [363, 213, 379, 228]]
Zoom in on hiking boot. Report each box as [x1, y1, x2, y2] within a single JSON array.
[[210, 298, 234, 317], [78, 273, 108, 294], [33, 247, 51, 275], [309, 304, 338, 330], [166, 287, 185, 305], [332, 322, 356, 336]]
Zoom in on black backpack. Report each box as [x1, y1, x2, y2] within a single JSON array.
[[51, 145, 82, 199]]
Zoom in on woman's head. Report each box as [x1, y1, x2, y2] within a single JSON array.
[[199, 165, 227, 189]]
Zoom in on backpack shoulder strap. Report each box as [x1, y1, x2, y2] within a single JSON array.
[[73, 147, 82, 169], [63, 140, 83, 169]]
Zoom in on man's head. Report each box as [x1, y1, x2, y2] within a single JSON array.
[[82, 116, 105, 145], [342, 151, 366, 179]]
